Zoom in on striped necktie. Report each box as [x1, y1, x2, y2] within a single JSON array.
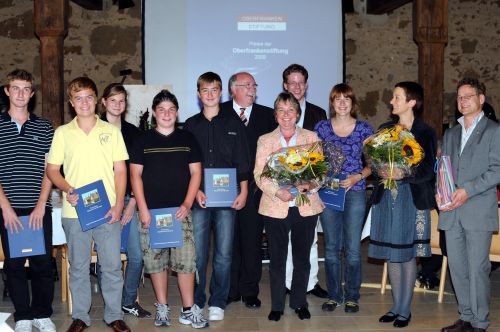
[[239, 107, 248, 125]]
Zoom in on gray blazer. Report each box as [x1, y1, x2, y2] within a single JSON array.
[[438, 116, 500, 232]]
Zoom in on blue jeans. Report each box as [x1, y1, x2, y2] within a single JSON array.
[[192, 207, 236, 309], [320, 190, 366, 303], [121, 205, 143, 306]]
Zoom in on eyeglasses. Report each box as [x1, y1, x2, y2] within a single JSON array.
[[286, 82, 306, 88], [457, 94, 477, 102], [234, 83, 258, 89]]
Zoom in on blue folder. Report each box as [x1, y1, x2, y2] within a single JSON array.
[[318, 174, 347, 211], [74, 180, 111, 231], [148, 207, 183, 249], [204, 168, 237, 207], [7, 216, 46, 258], [120, 221, 131, 253]]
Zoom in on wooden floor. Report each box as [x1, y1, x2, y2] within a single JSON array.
[[3, 241, 500, 331]]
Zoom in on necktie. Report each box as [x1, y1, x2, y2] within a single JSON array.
[[239, 108, 248, 125]]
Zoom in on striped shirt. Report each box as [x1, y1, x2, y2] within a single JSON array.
[[0, 112, 54, 208]]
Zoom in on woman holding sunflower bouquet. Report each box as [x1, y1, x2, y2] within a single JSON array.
[[254, 92, 325, 322], [367, 82, 437, 328]]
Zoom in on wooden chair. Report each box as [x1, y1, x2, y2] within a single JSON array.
[[64, 242, 127, 314], [381, 208, 500, 303]]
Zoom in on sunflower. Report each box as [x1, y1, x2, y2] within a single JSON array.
[[287, 157, 308, 171], [385, 125, 403, 141], [401, 138, 423, 166], [308, 151, 324, 165]]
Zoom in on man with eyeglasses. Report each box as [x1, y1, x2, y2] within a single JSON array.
[[439, 78, 500, 332], [282, 64, 328, 299], [0, 69, 56, 332], [222, 72, 276, 309], [183, 72, 251, 321]]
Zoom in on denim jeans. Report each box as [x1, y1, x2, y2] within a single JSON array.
[[121, 202, 143, 306], [192, 207, 236, 309], [320, 189, 366, 303]]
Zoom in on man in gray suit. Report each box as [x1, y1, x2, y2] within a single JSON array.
[[439, 78, 500, 332]]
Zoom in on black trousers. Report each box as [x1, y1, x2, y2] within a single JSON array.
[[229, 183, 264, 298], [264, 208, 317, 311], [0, 207, 54, 322]]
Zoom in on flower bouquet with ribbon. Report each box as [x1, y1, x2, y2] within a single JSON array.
[[363, 125, 424, 190], [435, 155, 455, 209], [260, 141, 344, 206]]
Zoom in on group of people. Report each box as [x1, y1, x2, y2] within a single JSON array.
[[0, 64, 499, 332]]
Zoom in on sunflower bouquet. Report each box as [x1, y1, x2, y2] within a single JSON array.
[[260, 141, 344, 206], [363, 125, 424, 190]]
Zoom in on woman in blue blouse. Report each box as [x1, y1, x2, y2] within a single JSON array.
[[314, 83, 374, 313]]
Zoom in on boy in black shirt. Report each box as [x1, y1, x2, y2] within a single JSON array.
[[130, 90, 207, 329], [183, 72, 250, 321]]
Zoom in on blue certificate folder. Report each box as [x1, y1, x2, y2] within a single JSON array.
[[148, 208, 183, 249], [318, 174, 347, 211], [74, 180, 111, 231], [204, 168, 237, 207], [7, 216, 46, 258], [120, 221, 131, 253]]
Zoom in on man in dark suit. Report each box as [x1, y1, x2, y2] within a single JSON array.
[[439, 78, 500, 332], [223, 72, 276, 308], [282, 64, 328, 298]]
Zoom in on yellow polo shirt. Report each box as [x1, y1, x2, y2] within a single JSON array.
[[47, 116, 129, 218]]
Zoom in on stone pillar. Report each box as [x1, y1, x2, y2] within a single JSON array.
[[413, 0, 448, 138], [34, 0, 68, 128]]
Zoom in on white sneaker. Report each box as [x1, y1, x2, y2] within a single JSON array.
[[179, 304, 209, 328], [32, 318, 56, 332], [207, 306, 224, 321], [15, 320, 32, 332], [154, 303, 171, 327]]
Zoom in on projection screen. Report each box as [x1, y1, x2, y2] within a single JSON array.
[[144, 0, 344, 122]]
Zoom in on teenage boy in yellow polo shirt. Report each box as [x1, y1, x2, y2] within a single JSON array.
[[46, 77, 131, 332]]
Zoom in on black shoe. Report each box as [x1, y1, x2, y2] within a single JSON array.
[[226, 295, 241, 305], [122, 302, 152, 318], [426, 275, 440, 290], [344, 301, 359, 313], [322, 299, 341, 312], [379, 311, 398, 323], [307, 284, 328, 298], [242, 296, 261, 308], [393, 313, 411, 328], [295, 307, 311, 320], [441, 319, 473, 332], [416, 272, 439, 290], [268, 310, 283, 321]]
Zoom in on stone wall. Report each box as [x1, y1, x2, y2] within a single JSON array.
[[0, 0, 498, 129], [346, 0, 500, 127], [0, 0, 142, 122]]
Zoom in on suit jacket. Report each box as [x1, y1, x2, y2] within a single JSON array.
[[302, 102, 327, 131], [438, 116, 500, 231], [370, 119, 437, 210], [254, 127, 325, 218], [221, 101, 276, 168]]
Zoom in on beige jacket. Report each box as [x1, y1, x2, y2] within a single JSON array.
[[254, 127, 325, 219]]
